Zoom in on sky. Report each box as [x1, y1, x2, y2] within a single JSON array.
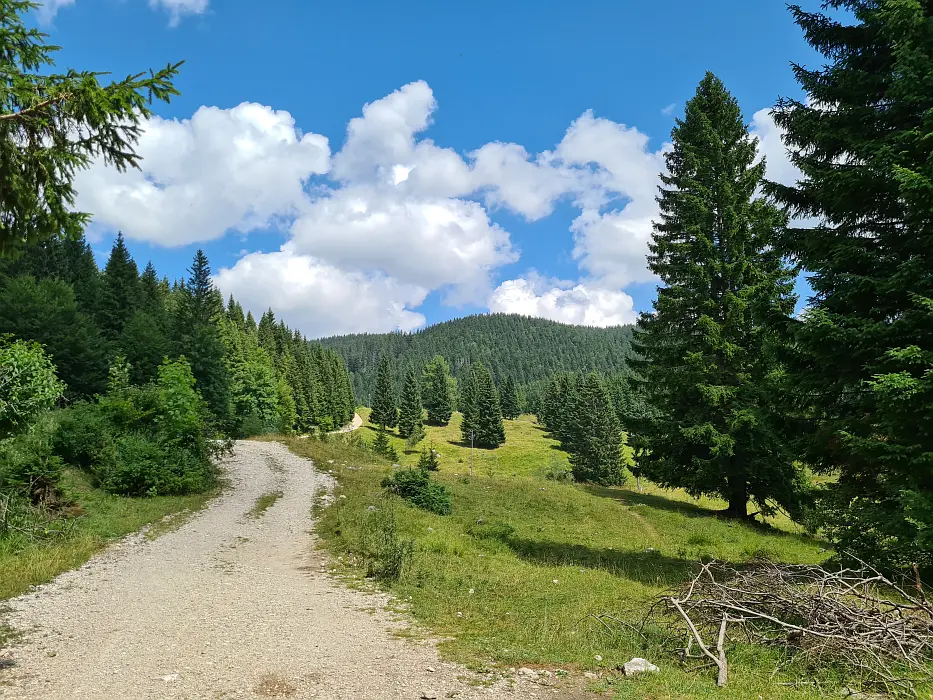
[[37, 0, 822, 338]]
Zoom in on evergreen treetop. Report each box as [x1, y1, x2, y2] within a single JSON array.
[[370, 355, 398, 429]]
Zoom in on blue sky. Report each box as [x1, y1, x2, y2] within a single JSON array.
[[40, 0, 820, 338]]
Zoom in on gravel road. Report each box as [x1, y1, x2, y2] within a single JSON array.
[[0, 441, 541, 699]]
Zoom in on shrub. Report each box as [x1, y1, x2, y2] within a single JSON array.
[[417, 446, 439, 472], [372, 429, 399, 462], [356, 497, 414, 582], [543, 454, 572, 482], [98, 433, 213, 497], [0, 415, 66, 505], [53, 402, 115, 473], [382, 468, 452, 515], [404, 423, 426, 451], [0, 336, 64, 439]]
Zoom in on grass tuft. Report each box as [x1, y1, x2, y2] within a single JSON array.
[[247, 490, 284, 519]]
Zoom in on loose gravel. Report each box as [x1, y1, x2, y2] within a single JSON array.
[[0, 441, 543, 699]]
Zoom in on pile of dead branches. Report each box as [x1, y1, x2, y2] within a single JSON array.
[[648, 558, 933, 695]]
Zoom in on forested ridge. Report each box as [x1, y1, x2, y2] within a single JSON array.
[[319, 313, 634, 405]]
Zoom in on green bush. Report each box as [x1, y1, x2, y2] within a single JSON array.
[[0, 415, 65, 504], [356, 497, 414, 582], [372, 429, 399, 462], [381, 468, 452, 515], [417, 446, 440, 471], [98, 433, 213, 497], [51, 358, 220, 497]]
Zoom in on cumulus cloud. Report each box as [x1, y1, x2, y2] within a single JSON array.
[[214, 251, 427, 338], [80, 77, 801, 335], [76, 102, 329, 246], [489, 275, 636, 327], [36, 0, 74, 23], [149, 0, 209, 26], [37, 0, 207, 24], [751, 108, 799, 187]]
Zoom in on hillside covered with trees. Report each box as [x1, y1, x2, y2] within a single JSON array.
[[319, 313, 634, 406]]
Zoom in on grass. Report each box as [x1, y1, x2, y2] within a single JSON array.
[[284, 412, 845, 700], [0, 469, 216, 601], [248, 490, 283, 518]]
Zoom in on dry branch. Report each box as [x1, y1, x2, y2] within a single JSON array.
[[649, 559, 933, 695]]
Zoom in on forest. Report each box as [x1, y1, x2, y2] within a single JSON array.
[[1, 0, 932, 696], [319, 313, 635, 406]]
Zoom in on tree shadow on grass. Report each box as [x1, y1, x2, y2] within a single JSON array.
[[585, 485, 823, 546], [501, 535, 695, 587]]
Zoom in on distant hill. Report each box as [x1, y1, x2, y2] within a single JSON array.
[[318, 313, 635, 406]]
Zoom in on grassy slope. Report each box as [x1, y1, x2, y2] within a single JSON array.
[[288, 411, 834, 700], [0, 469, 214, 600]]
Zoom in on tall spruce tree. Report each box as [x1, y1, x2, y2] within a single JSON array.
[[370, 355, 397, 429], [173, 251, 231, 424], [459, 365, 479, 444], [99, 232, 141, 342], [767, 1, 933, 569], [467, 362, 505, 449], [499, 375, 520, 420], [422, 354, 453, 425], [397, 365, 424, 439], [636, 73, 799, 518], [568, 372, 624, 486]]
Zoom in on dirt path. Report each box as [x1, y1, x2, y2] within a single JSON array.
[[331, 412, 363, 434], [0, 441, 536, 699]]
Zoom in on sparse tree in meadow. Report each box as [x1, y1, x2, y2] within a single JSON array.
[[397, 365, 424, 439], [635, 73, 800, 519], [370, 355, 397, 430], [422, 354, 453, 426], [499, 375, 520, 420]]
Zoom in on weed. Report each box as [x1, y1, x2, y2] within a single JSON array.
[[248, 490, 283, 519]]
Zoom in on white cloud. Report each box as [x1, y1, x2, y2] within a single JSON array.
[[750, 108, 799, 187], [76, 102, 329, 246], [214, 251, 427, 338], [81, 79, 798, 335], [661, 103, 677, 116], [149, 0, 209, 25], [489, 275, 636, 327], [36, 0, 74, 23], [287, 187, 515, 305]]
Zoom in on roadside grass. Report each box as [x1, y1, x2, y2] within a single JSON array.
[[284, 415, 843, 700], [247, 490, 284, 519], [0, 469, 215, 601]]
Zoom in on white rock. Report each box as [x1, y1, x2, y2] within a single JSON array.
[[160, 673, 179, 682], [622, 658, 659, 676], [518, 667, 539, 679], [594, 655, 602, 661]]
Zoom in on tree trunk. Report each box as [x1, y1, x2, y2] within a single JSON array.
[[725, 479, 748, 519]]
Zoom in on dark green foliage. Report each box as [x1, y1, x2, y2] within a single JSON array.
[[320, 314, 634, 406], [461, 362, 505, 449], [422, 354, 453, 425], [370, 356, 397, 429], [99, 232, 140, 341], [0, 415, 64, 505], [0, 275, 108, 398], [417, 445, 439, 472], [397, 365, 423, 439], [499, 375, 520, 420], [567, 373, 625, 486], [371, 428, 399, 462], [51, 357, 217, 497], [172, 251, 231, 425], [635, 73, 799, 518], [381, 468, 452, 515], [767, 1, 933, 570], [121, 310, 171, 387], [0, 0, 183, 254]]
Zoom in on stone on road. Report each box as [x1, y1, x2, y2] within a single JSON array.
[[0, 441, 504, 699]]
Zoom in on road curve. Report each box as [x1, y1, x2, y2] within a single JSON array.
[[0, 441, 514, 699]]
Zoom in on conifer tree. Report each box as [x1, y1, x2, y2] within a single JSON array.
[[422, 354, 453, 425], [767, 1, 933, 569], [499, 375, 520, 420], [0, 0, 182, 254], [397, 365, 424, 439], [173, 251, 231, 424], [370, 355, 397, 429], [459, 365, 479, 444], [467, 362, 505, 449], [568, 372, 624, 485], [636, 73, 799, 518], [99, 232, 141, 341]]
